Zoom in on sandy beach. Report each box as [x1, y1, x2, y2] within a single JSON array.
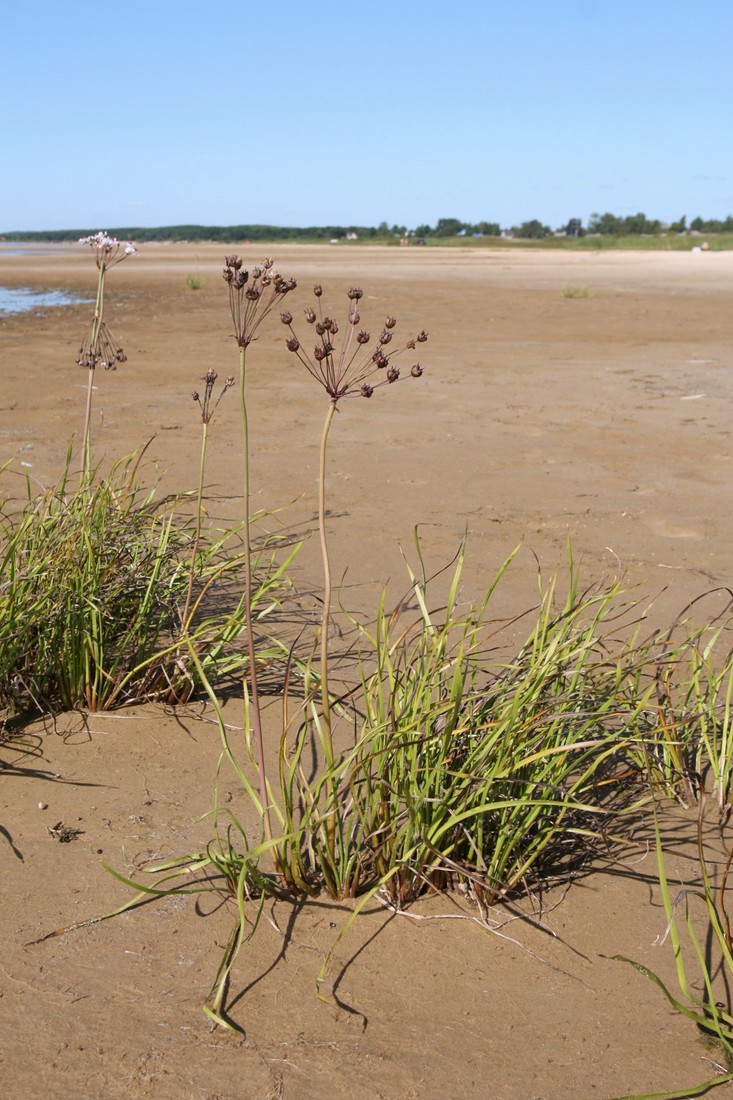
[[2, 241, 733, 1099]]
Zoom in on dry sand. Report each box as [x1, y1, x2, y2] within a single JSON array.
[[1, 242, 733, 1099]]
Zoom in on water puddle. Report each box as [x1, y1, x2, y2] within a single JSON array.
[[0, 286, 92, 315]]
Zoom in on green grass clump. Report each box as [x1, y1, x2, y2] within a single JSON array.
[[295, 546, 635, 907], [106, 535, 733, 1032], [186, 273, 206, 290], [611, 800, 733, 1099], [109, 544, 675, 1026], [0, 452, 294, 715], [562, 284, 594, 298]]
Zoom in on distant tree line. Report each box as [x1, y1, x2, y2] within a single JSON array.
[[3, 213, 733, 244], [0, 224, 382, 243], [587, 212, 733, 236], [413, 217, 502, 238]]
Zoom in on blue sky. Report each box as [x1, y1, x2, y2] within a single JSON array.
[[2, 0, 731, 232]]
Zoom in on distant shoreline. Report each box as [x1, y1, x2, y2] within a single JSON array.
[[1, 233, 730, 253]]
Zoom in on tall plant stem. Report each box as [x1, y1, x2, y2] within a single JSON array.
[[239, 346, 272, 843], [181, 420, 208, 634], [318, 401, 337, 765], [80, 263, 106, 483]]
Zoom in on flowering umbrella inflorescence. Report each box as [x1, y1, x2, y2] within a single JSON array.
[[76, 232, 137, 480], [76, 232, 137, 371], [79, 231, 138, 269]]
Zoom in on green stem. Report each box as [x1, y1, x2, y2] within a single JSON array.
[[239, 345, 272, 843], [80, 263, 106, 484], [318, 401, 337, 765], [181, 420, 208, 634]]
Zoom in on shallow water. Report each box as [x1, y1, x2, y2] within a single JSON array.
[[0, 286, 91, 315]]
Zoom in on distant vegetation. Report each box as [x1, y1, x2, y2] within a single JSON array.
[[2, 211, 732, 246]]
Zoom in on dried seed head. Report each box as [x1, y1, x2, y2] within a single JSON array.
[[225, 253, 295, 348], [284, 281, 429, 406], [225, 375, 235, 388], [280, 310, 293, 325], [417, 330, 428, 342], [191, 391, 199, 401], [204, 368, 217, 384], [76, 319, 127, 371]]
